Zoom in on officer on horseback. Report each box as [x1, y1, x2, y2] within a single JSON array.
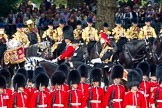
[[98, 32, 113, 63], [126, 18, 141, 40], [82, 17, 99, 56], [52, 25, 75, 63], [112, 18, 126, 42]]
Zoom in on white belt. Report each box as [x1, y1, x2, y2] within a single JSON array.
[[90, 100, 101, 103], [53, 104, 64, 107], [70, 103, 81, 106], [144, 94, 149, 97], [113, 99, 123, 102], [157, 100, 162, 102], [0, 106, 7, 108], [37, 104, 47, 107], [17, 107, 27, 108]]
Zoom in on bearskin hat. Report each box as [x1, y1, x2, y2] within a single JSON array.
[[35, 73, 49, 89], [77, 64, 88, 78], [136, 62, 150, 77], [67, 70, 81, 85], [51, 71, 66, 85], [63, 25, 74, 41], [0, 75, 7, 88], [35, 67, 46, 77], [13, 73, 26, 89], [150, 64, 157, 77], [156, 66, 162, 82], [90, 68, 102, 82], [27, 70, 35, 83], [111, 64, 124, 79], [56, 63, 70, 77], [134, 68, 143, 83], [127, 70, 141, 89], [0, 69, 11, 84], [16, 68, 28, 80], [59, 19, 66, 24], [87, 17, 93, 23]]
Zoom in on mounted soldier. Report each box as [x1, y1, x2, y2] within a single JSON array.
[[126, 18, 141, 40], [139, 18, 157, 45], [82, 17, 99, 56]]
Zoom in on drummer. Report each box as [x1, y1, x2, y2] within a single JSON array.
[[12, 23, 30, 47]]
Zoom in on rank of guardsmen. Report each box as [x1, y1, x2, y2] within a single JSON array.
[[2, 61, 162, 108]]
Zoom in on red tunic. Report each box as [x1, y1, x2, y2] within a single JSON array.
[[84, 87, 105, 108], [4, 88, 12, 96], [104, 84, 125, 108], [59, 45, 75, 60], [0, 92, 9, 107], [78, 83, 89, 99], [123, 90, 146, 108], [48, 90, 67, 108], [139, 81, 150, 108], [29, 90, 49, 108], [52, 83, 70, 92], [8, 91, 29, 108], [66, 89, 85, 108], [149, 86, 162, 108]]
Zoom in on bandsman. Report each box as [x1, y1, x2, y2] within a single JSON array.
[[139, 18, 157, 44], [82, 17, 99, 55], [0, 23, 8, 43], [99, 22, 111, 39], [73, 20, 84, 42], [112, 18, 126, 42], [84, 68, 105, 108], [126, 18, 141, 40], [66, 70, 86, 108], [105, 64, 125, 108], [123, 70, 146, 108], [25, 19, 41, 44], [30, 73, 49, 108], [52, 26, 75, 63], [0, 75, 10, 108], [12, 23, 30, 47], [137, 62, 151, 108], [8, 73, 29, 108], [42, 21, 58, 52], [48, 71, 67, 108]]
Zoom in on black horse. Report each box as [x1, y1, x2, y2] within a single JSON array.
[[151, 35, 162, 64], [117, 39, 149, 68]]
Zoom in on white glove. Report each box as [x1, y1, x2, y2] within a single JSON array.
[[52, 58, 58, 63]]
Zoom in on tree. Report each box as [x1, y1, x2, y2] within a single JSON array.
[[96, 0, 116, 30], [0, 0, 21, 17]]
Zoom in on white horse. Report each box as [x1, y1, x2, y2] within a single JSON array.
[[24, 56, 53, 70]]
